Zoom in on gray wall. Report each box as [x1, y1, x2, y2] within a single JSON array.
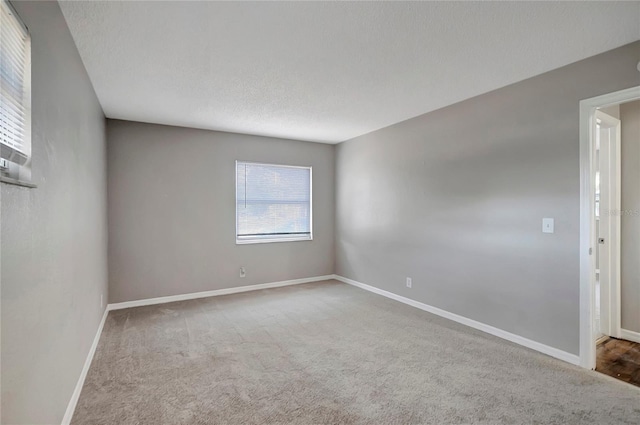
[[107, 120, 335, 303], [336, 42, 640, 355], [620, 100, 640, 333], [0, 1, 108, 424]]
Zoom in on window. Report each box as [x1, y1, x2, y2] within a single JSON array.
[[236, 161, 312, 244], [1, 0, 31, 182]]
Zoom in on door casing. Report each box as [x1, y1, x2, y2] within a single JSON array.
[[579, 86, 640, 370], [594, 109, 621, 341]]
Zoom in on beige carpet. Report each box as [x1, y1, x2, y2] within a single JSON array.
[[72, 280, 640, 424]]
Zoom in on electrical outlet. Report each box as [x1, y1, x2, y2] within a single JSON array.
[[240, 267, 246, 278], [406, 277, 412, 288]]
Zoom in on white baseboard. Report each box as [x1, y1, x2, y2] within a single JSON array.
[[620, 328, 640, 344], [333, 275, 581, 366], [61, 307, 109, 425], [108, 275, 335, 311]]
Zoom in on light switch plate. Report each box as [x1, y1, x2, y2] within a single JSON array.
[[542, 218, 554, 234]]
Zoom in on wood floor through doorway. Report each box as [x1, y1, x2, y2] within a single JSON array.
[[596, 337, 640, 387]]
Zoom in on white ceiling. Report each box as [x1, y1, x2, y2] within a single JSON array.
[[59, 1, 640, 144]]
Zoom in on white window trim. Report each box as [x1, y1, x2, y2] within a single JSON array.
[[235, 160, 313, 245], [0, 0, 33, 186]]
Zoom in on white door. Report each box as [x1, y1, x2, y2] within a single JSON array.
[[594, 110, 621, 341]]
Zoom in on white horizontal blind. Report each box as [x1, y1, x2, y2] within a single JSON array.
[[0, 0, 30, 158], [236, 161, 312, 243]]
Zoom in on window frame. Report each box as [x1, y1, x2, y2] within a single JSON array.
[[235, 160, 313, 245], [0, 0, 33, 186]]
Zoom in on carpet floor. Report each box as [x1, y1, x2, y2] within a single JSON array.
[[72, 280, 640, 424]]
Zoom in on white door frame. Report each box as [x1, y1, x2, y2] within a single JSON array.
[[594, 109, 621, 339], [579, 86, 640, 369]]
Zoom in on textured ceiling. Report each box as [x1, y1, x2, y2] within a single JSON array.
[[59, 1, 640, 144]]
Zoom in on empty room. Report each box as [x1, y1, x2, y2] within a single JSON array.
[[2, 1, 640, 424]]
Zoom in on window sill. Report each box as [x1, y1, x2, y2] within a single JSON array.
[[0, 176, 37, 188], [236, 236, 313, 245]]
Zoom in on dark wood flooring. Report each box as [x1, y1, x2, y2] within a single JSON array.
[[596, 337, 640, 387]]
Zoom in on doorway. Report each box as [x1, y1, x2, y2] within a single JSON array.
[[579, 86, 640, 373], [593, 109, 621, 344]]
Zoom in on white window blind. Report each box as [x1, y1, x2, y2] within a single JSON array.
[[236, 161, 312, 244], [1, 0, 31, 168]]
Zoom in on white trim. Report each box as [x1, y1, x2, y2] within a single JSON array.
[[579, 86, 640, 369], [61, 308, 109, 425], [595, 334, 609, 346], [235, 160, 312, 170], [108, 275, 334, 310], [620, 329, 640, 344], [594, 110, 622, 340], [235, 235, 312, 245], [334, 275, 581, 366]]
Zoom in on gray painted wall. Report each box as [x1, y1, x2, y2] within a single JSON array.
[[107, 120, 335, 303], [0, 1, 108, 424], [336, 42, 640, 355], [620, 100, 640, 333]]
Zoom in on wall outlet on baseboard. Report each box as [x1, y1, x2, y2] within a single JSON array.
[[240, 267, 246, 278], [406, 277, 412, 288]]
